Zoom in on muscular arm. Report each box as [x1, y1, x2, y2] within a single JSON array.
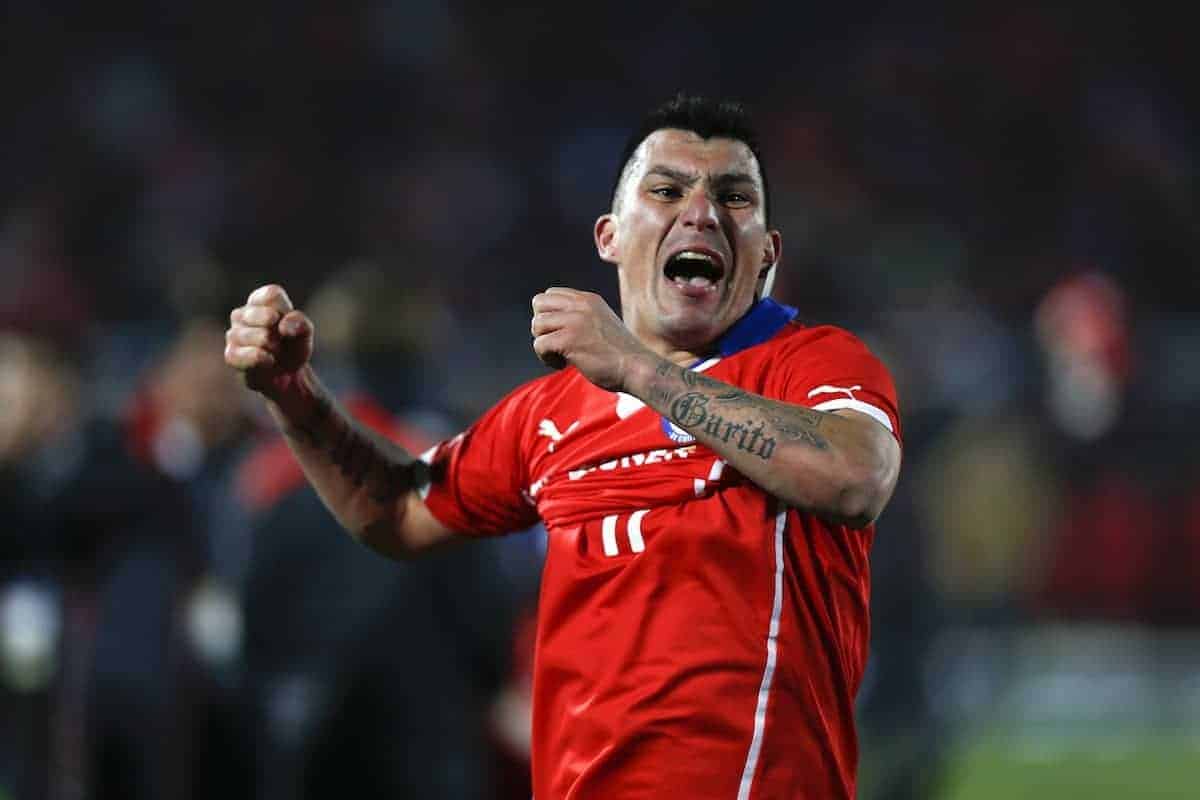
[[226, 284, 454, 559], [265, 367, 454, 558], [626, 355, 901, 528], [532, 286, 900, 527]]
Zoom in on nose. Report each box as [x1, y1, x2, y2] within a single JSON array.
[[679, 188, 720, 231]]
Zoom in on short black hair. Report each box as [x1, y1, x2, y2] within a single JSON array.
[[611, 93, 770, 222]]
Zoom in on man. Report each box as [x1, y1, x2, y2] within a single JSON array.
[[225, 95, 902, 799]]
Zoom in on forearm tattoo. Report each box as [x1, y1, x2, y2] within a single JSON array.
[[652, 362, 829, 461], [290, 392, 413, 503]]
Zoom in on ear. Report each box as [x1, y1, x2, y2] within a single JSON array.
[[764, 230, 782, 273], [594, 214, 620, 265], [757, 229, 783, 297]]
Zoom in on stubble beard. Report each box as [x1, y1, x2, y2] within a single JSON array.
[[651, 289, 726, 353]]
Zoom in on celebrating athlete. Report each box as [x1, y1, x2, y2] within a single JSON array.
[[225, 94, 902, 799]]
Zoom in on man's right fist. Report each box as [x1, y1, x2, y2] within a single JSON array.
[[225, 284, 315, 399]]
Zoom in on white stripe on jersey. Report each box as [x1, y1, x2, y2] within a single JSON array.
[[737, 505, 787, 800], [707, 459, 726, 481], [601, 514, 619, 557], [627, 509, 648, 553], [812, 398, 895, 434]]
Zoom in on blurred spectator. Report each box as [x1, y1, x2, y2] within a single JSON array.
[[1037, 469, 1156, 621], [44, 317, 254, 800], [1034, 271, 1132, 442], [0, 330, 85, 800], [917, 414, 1059, 619]]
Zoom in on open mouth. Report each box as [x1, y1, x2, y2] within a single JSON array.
[[663, 249, 726, 291]]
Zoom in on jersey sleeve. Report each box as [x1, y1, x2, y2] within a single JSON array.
[[773, 326, 902, 444], [418, 382, 541, 537]]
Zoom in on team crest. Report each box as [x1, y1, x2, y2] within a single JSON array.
[[660, 416, 695, 444]]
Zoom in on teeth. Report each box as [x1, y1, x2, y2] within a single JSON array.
[[673, 275, 715, 289], [665, 250, 721, 290]]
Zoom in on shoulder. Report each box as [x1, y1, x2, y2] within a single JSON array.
[[468, 367, 591, 436], [753, 320, 901, 422], [762, 321, 884, 364], [494, 366, 587, 409]]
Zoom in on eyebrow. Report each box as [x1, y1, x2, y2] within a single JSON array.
[[644, 165, 759, 190]]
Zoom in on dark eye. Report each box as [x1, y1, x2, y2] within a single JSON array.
[[650, 185, 682, 200], [722, 192, 752, 207]]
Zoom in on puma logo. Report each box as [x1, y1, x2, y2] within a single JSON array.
[[537, 419, 580, 452], [807, 385, 862, 401]]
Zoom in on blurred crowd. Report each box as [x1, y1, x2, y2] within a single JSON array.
[[3, 2, 1199, 799]]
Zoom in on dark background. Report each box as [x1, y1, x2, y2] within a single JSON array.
[[2, 2, 1198, 798]]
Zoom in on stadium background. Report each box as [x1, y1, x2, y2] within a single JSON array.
[[2, 2, 1198, 798]]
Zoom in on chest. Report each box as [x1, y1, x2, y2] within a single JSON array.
[[523, 366, 773, 531]]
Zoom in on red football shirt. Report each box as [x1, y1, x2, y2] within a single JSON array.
[[421, 300, 901, 799]]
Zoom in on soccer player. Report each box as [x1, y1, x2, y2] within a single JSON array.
[[225, 95, 902, 799]]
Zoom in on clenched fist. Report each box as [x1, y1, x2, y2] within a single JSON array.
[[225, 284, 315, 400], [530, 287, 652, 392]]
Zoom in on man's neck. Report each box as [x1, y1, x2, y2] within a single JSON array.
[[632, 298, 798, 368], [645, 343, 715, 368]]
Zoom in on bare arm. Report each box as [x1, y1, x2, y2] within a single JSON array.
[[628, 356, 900, 527], [531, 287, 901, 528], [225, 284, 455, 559]]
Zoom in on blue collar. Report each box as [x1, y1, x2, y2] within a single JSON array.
[[712, 297, 799, 359]]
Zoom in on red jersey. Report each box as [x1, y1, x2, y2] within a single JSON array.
[[421, 299, 901, 799]]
